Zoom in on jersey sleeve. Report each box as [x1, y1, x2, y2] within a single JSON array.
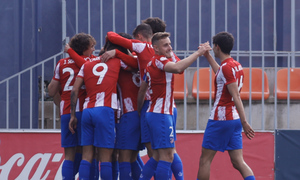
[[67, 48, 86, 67], [155, 56, 172, 71], [222, 65, 236, 85], [107, 31, 133, 51], [120, 60, 129, 70], [52, 62, 61, 81], [115, 49, 138, 69], [77, 64, 85, 79]]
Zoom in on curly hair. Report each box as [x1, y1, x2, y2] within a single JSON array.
[[69, 33, 96, 55]]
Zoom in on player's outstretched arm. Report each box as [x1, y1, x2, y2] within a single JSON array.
[[164, 43, 211, 73], [69, 77, 84, 134], [101, 49, 138, 69], [66, 46, 86, 67], [107, 31, 133, 51], [227, 82, 255, 140], [202, 43, 219, 73]]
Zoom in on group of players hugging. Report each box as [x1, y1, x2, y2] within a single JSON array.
[[48, 17, 256, 180]]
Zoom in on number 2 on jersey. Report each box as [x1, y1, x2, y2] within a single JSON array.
[[63, 67, 74, 91], [92, 63, 108, 85]]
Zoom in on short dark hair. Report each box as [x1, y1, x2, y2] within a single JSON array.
[[69, 33, 96, 55], [132, 23, 153, 39], [151, 32, 170, 45], [142, 17, 166, 34], [212, 32, 234, 55], [100, 32, 132, 56]]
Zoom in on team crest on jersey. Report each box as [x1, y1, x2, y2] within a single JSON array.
[[170, 137, 174, 144], [160, 57, 168, 61]]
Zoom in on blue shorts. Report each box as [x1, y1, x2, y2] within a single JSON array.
[[116, 111, 141, 150], [81, 106, 115, 148], [202, 119, 243, 152], [61, 112, 82, 148], [146, 112, 175, 149], [114, 120, 120, 148], [173, 107, 177, 141], [140, 100, 151, 143]]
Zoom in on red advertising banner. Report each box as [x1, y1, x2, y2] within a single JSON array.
[[0, 132, 274, 179], [0, 132, 63, 179]]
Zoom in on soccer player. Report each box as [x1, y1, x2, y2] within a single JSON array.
[[102, 32, 143, 180], [106, 23, 155, 160], [142, 17, 184, 180], [137, 32, 211, 179], [47, 33, 96, 180], [196, 32, 255, 180], [69, 38, 132, 180]]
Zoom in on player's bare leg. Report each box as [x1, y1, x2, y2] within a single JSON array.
[[145, 142, 153, 158], [64, 147, 77, 161], [197, 147, 217, 180], [82, 145, 94, 162], [228, 149, 254, 178]]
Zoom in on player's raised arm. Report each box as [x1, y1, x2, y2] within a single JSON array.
[[107, 31, 133, 51], [151, 32, 211, 73], [202, 43, 220, 73], [101, 49, 138, 69], [164, 43, 210, 73], [66, 47, 86, 67]]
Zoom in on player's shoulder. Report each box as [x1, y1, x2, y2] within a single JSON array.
[[57, 57, 70, 64]]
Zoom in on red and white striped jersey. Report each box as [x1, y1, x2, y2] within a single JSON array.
[[52, 57, 87, 115], [117, 69, 140, 114], [209, 58, 244, 120], [107, 31, 154, 100], [144, 54, 175, 115], [77, 57, 127, 109]]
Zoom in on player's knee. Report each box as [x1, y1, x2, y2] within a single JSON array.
[[231, 159, 243, 171]]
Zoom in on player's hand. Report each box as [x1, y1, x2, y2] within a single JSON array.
[[69, 116, 78, 134], [197, 42, 212, 56], [242, 122, 255, 140], [101, 49, 116, 62], [64, 44, 70, 53]]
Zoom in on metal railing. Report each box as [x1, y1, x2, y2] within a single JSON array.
[[0, 50, 299, 131], [0, 52, 63, 130], [1, 0, 300, 131]]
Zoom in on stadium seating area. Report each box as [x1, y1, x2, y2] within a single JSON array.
[[174, 68, 300, 100]]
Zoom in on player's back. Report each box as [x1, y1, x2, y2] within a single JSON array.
[[211, 57, 243, 120], [53, 57, 86, 115], [117, 69, 140, 114], [79, 58, 122, 109]]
